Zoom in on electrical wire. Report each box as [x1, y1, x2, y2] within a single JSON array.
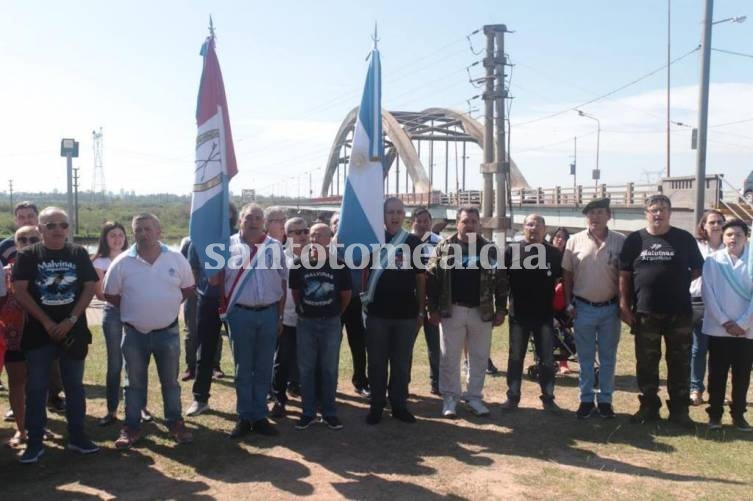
[[512, 45, 700, 127]]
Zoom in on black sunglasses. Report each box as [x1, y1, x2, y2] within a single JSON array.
[[44, 222, 70, 230], [17, 236, 40, 244], [288, 229, 309, 236]]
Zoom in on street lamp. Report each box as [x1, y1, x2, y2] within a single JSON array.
[[575, 109, 601, 192], [694, 0, 747, 225]]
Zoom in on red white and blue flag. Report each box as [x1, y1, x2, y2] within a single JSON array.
[[189, 25, 237, 277]]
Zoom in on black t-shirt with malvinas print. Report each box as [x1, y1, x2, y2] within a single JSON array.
[[290, 256, 352, 319], [12, 243, 98, 350], [619, 227, 704, 315]]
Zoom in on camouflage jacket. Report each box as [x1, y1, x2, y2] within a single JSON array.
[[426, 233, 508, 322]]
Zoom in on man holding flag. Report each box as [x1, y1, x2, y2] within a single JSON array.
[[335, 32, 426, 425]]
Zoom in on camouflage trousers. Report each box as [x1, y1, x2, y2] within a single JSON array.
[[633, 312, 693, 411]]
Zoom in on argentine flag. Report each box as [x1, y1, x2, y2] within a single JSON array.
[[189, 28, 238, 277], [337, 47, 385, 264]]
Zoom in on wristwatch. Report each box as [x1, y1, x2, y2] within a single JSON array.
[[68, 314, 78, 324]]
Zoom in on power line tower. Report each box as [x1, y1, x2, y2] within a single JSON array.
[[92, 127, 106, 201]]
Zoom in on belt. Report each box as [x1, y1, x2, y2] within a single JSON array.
[[235, 303, 275, 311], [452, 301, 480, 308], [124, 318, 178, 333], [574, 296, 618, 308]]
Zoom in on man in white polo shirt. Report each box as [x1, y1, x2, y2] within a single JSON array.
[[104, 213, 195, 449]]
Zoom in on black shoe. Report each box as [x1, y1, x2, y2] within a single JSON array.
[[180, 369, 195, 382], [430, 384, 440, 396], [212, 368, 225, 379], [392, 408, 416, 424], [229, 419, 252, 439], [668, 412, 696, 430], [576, 402, 596, 420], [270, 402, 286, 419], [733, 416, 753, 432], [47, 395, 66, 413], [500, 399, 519, 411], [252, 418, 279, 436], [597, 403, 616, 419], [295, 415, 316, 430], [486, 359, 500, 375], [630, 407, 660, 424], [140, 408, 154, 422], [97, 414, 118, 427], [541, 398, 562, 414], [366, 409, 382, 425], [323, 415, 344, 430], [286, 385, 301, 399], [354, 386, 371, 399]]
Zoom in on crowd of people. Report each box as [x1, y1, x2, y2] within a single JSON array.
[[0, 193, 751, 465]]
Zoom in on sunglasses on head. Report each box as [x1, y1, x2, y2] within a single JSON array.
[[17, 236, 40, 244], [289, 229, 309, 236], [44, 222, 70, 230]]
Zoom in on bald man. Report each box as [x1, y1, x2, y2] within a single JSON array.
[[289, 223, 351, 430]]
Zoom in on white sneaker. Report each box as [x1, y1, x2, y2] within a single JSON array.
[[186, 401, 209, 417], [442, 396, 457, 418], [466, 399, 490, 417]]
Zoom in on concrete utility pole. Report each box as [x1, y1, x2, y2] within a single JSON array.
[[481, 24, 510, 243], [694, 0, 713, 225], [666, 0, 671, 178], [73, 167, 80, 236]]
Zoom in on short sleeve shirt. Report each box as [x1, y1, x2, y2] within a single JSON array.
[[562, 229, 626, 303], [104, 244, 195, 333], [289, 255, 351, 318], [12, 243, 98, 349], [619, 227, 704, 315]]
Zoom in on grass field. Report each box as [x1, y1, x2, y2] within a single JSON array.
[[1, 319, 752, 500]]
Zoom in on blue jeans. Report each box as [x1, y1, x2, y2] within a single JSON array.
[[102, 305, 125, 413], [573, 300, 621, 404], [25, 343, 87, 445], [297, 317, 342, 418], [226, 305, 278, 422], [690, 314, 709, 393], [122, 324, 182, 430]]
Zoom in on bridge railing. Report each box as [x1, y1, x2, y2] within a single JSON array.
[[509, 183, 661, 207]]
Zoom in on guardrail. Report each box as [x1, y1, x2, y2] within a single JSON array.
[[509, 183, 661, 207]]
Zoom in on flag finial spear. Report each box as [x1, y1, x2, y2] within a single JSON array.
[[209, 15, 215, 40], [371, 21, 379, 50]]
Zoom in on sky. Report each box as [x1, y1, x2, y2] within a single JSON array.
[[1, 0, 752, 197]]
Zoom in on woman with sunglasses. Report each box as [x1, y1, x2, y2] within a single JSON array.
[[0, 225, 41, 447], [91, 222, 152, 426]]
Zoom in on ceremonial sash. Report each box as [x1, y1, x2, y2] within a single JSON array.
[[718, 246, 753, 302], [361, 229, 410, 308], [220, 241, 262, 320]]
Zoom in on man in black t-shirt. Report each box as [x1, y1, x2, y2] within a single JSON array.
[[619, 194, 704, 427], [363, 198, 426, 425], [12, 207, 99, 464], [502, 214, 562, 412], [289, 223, 352, 430]]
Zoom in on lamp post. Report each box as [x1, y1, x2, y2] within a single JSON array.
[[575, 109, 601, 193], [693, 0, 746, 225]]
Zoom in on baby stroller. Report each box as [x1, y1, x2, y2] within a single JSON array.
[[526, 284, 600, 387]]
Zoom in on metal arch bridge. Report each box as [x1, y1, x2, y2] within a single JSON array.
[[320, 107, 530, 197]]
